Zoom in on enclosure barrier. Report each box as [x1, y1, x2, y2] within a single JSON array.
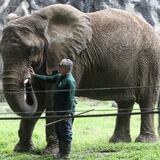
[[0, 85, 160, 121], [1, 84, 160, 94], [0, 110, 158, 120]]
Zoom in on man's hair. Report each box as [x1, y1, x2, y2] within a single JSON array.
[[59, 59, 73, 72]]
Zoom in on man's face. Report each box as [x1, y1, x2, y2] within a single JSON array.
[[58, 66, 69, 75]]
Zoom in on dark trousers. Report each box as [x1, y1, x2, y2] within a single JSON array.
[[56, 113, 74, 143]]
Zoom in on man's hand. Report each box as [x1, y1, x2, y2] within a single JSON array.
[[64, 113, 71, 121], [28, 67, 35, 76]]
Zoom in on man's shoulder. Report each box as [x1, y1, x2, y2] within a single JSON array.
[[66, 74, 76, 85], [68, 74, 76, 81]]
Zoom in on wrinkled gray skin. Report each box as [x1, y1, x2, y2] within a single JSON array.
[[0, 25, 4, 97], [153, 28, 160, 136], [157, 94, 160, 135], [1, 4, 160, 153]]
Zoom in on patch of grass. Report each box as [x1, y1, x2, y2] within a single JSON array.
[[0, 99, 159, 160]]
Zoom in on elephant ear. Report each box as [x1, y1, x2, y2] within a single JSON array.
[[37, 4, 92, 73]]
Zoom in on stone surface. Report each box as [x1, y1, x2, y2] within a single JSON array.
[[0, 0, 160, 27]]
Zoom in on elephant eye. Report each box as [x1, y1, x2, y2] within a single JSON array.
[[27, 46, 41, 64], [28, 47, 38, 57], [29, 48, 35, 55], [26, 47, 35, 61]]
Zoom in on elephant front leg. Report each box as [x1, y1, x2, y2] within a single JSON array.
[[14, 114, 42, 152], [43, 112, 59, 155], [109, 101, 134, 143], [135, 104, 157, 142], [43, 88, 59, 155]]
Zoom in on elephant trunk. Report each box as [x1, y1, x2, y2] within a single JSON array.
[[3, 65, 37, 117]]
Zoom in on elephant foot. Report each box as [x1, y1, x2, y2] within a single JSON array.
[[42, 144, 59, 155], [109, 133, 132, 143], [135, 134, 157, 142], [14, 141, 34, 152]]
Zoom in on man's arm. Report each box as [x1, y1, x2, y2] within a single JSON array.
[[34, 73, 60, 83], [29, 67, 60, 83]]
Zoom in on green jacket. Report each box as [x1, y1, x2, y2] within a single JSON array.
[[34, 72, 76, 113]]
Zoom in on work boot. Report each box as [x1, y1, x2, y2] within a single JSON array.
[[60, 141, 71, 159]]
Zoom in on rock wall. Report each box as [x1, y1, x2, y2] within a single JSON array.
[[0, 0, 160, 28]]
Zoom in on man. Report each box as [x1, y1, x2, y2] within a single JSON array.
[[29, 58, 76, 159]]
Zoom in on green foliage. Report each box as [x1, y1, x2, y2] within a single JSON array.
[[0, 99, 160, 160]]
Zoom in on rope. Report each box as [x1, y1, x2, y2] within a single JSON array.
[[45, 109, 95, 126], [0, 107, 158, 115], [0, 84, 160, 94], [0, 110, 159, 120], [0, 85, 159, 116]]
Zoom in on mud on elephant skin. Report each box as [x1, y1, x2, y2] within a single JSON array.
[[1, 4, 160, 153]]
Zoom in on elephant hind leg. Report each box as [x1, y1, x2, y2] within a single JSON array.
[[109, 100, 134, 143], [135, 99, 157, 143], [157, 96, 160, 136]]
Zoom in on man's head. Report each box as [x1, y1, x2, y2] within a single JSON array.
[[58, 59, 73, 75]]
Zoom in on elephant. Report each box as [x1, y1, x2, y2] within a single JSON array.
[[0, 25, 4, 98], [1, 4, 160, 153]]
